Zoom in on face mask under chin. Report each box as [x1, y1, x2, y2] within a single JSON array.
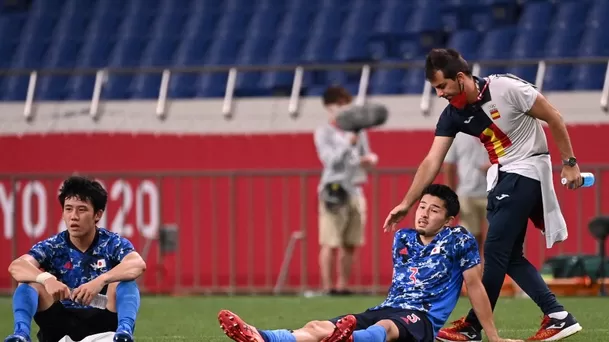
[[449, 81, 468, 109]]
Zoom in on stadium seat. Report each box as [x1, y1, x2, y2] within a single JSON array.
[[404, 68, 425, 94], [518, 1, 553, 32], [477, 27, 518, 76], [370, 66, 405, 95], [67, 75, 97, 100], [0, 0, 608, 100], [446, 30, 482, 61]]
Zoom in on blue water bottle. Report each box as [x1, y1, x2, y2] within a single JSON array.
[[561, 172, 595, 188]]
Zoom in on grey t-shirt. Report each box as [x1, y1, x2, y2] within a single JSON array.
[[314, 123, 372, 196], [445, 133, 489, 198]]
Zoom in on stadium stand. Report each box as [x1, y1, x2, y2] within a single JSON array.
[[0, 0, 607, 101]]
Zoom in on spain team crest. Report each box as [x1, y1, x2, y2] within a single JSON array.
[[489, 104, 501, 120]]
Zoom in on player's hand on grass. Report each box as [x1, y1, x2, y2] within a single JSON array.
[[43, 278, 71, 302], [72, 277, 105, 306], [383, 202, 409, 232]]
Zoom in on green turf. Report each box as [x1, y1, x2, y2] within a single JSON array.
[[0, 296, 607, 341]]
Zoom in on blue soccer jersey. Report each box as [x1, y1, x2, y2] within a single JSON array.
[[28, 227, 135, 309], [371, 226, 481, 336]]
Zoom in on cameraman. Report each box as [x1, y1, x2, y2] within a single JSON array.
[[314, 86, 378, 296]]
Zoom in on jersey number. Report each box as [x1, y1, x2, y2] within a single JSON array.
[[408, 267, 419, 283], [405, 313, 421, 324]]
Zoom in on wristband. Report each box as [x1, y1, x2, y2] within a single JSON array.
[[35, 272, 56, 285]]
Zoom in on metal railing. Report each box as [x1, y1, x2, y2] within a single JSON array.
[[6, 56, 609, 121], [0, 165, 606, 295]]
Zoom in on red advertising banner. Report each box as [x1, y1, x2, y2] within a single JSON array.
[[0, 125, 607, 293]]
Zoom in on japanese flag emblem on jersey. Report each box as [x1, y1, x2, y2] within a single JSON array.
[[96, 259, 106, 268]]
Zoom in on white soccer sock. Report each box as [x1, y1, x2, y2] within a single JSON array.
[[548, 311, 568, 320]]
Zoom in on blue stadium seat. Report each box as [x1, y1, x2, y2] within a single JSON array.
[[20, 14, 59, 44], [335, 35, 370, 61], [63, 0, 98, 16], [247, 9, 282, 37], [2, 75, 30, 101], [587, 0, 609, 31], [119, 14, 156, 39], [571, 27, 609, 90], [404, 68, 425, 94], [77, 35, 115, 68], [140, 37, 180, 67], [108, 37, 148, 67], [204, 38, 242, 65], [505, 28, 548, 83], [215, 11, 252, 40], [0, 0, 605, 100], [553, 1, 590, 31], [370, 67, 405, 95], [368, 39, 389, 60], [131, 73, 162, 99], [125, 0, 163, 15], [302, 34, 339, 63], [103, 74, 134, 100], [168, 73, 199, 98], [54, 14, 92, 39], [279, 10, 315, 38], [67, 75, 97, 100], [269, 35, 305, 64], [446, 30, 482, 61], [405, 6, 443, 33], [237, 35, 274, 65], [44, 37, 83, 68], [173, 37, 211, 66], [180, 10, 219, 41], [87, 13, 123, 39], [94, 0, 128, 16], [151, 12, 189, 39], [197, 72, 228, 98], [310, 11, 345, 37], [38, 75, 72, 101], [11, 36, 51, 69], [343, 4, 378, 36], [518, 1, 553, 31], [30, 0, 66, 16], [0, 14, 25, 68], [477, 27, 518, 76], [374, 5, 410, 35]]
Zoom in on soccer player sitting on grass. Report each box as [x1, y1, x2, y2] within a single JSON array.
[[218, 184, 522, 342], [4, 176, 146, 342]]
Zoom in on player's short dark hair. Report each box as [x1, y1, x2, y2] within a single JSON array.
[[425, 48, 472, 81], [58, 176, 108, 213], [322, 85, 353, 106], [421, 184, 460, 218]]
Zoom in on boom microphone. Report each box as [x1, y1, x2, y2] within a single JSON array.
[[334, 103, 389, 132]]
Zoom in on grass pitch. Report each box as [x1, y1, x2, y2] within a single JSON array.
[[0, 296, 606, 341]]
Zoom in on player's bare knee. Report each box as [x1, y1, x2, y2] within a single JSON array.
[[304, 320, 335, 335], [105, 282, 118, 312], [376, 320, 400, 341], [18, 283, 55, 311]]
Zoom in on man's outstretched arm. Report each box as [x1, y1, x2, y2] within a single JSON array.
[[400, 135, 454, 209]]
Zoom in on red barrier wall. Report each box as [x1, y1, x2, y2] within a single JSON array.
[[0, 124, 607, 293]]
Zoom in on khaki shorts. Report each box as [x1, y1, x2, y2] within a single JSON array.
[[459, 196, 488, 235], [318, 194, 366, 248]]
